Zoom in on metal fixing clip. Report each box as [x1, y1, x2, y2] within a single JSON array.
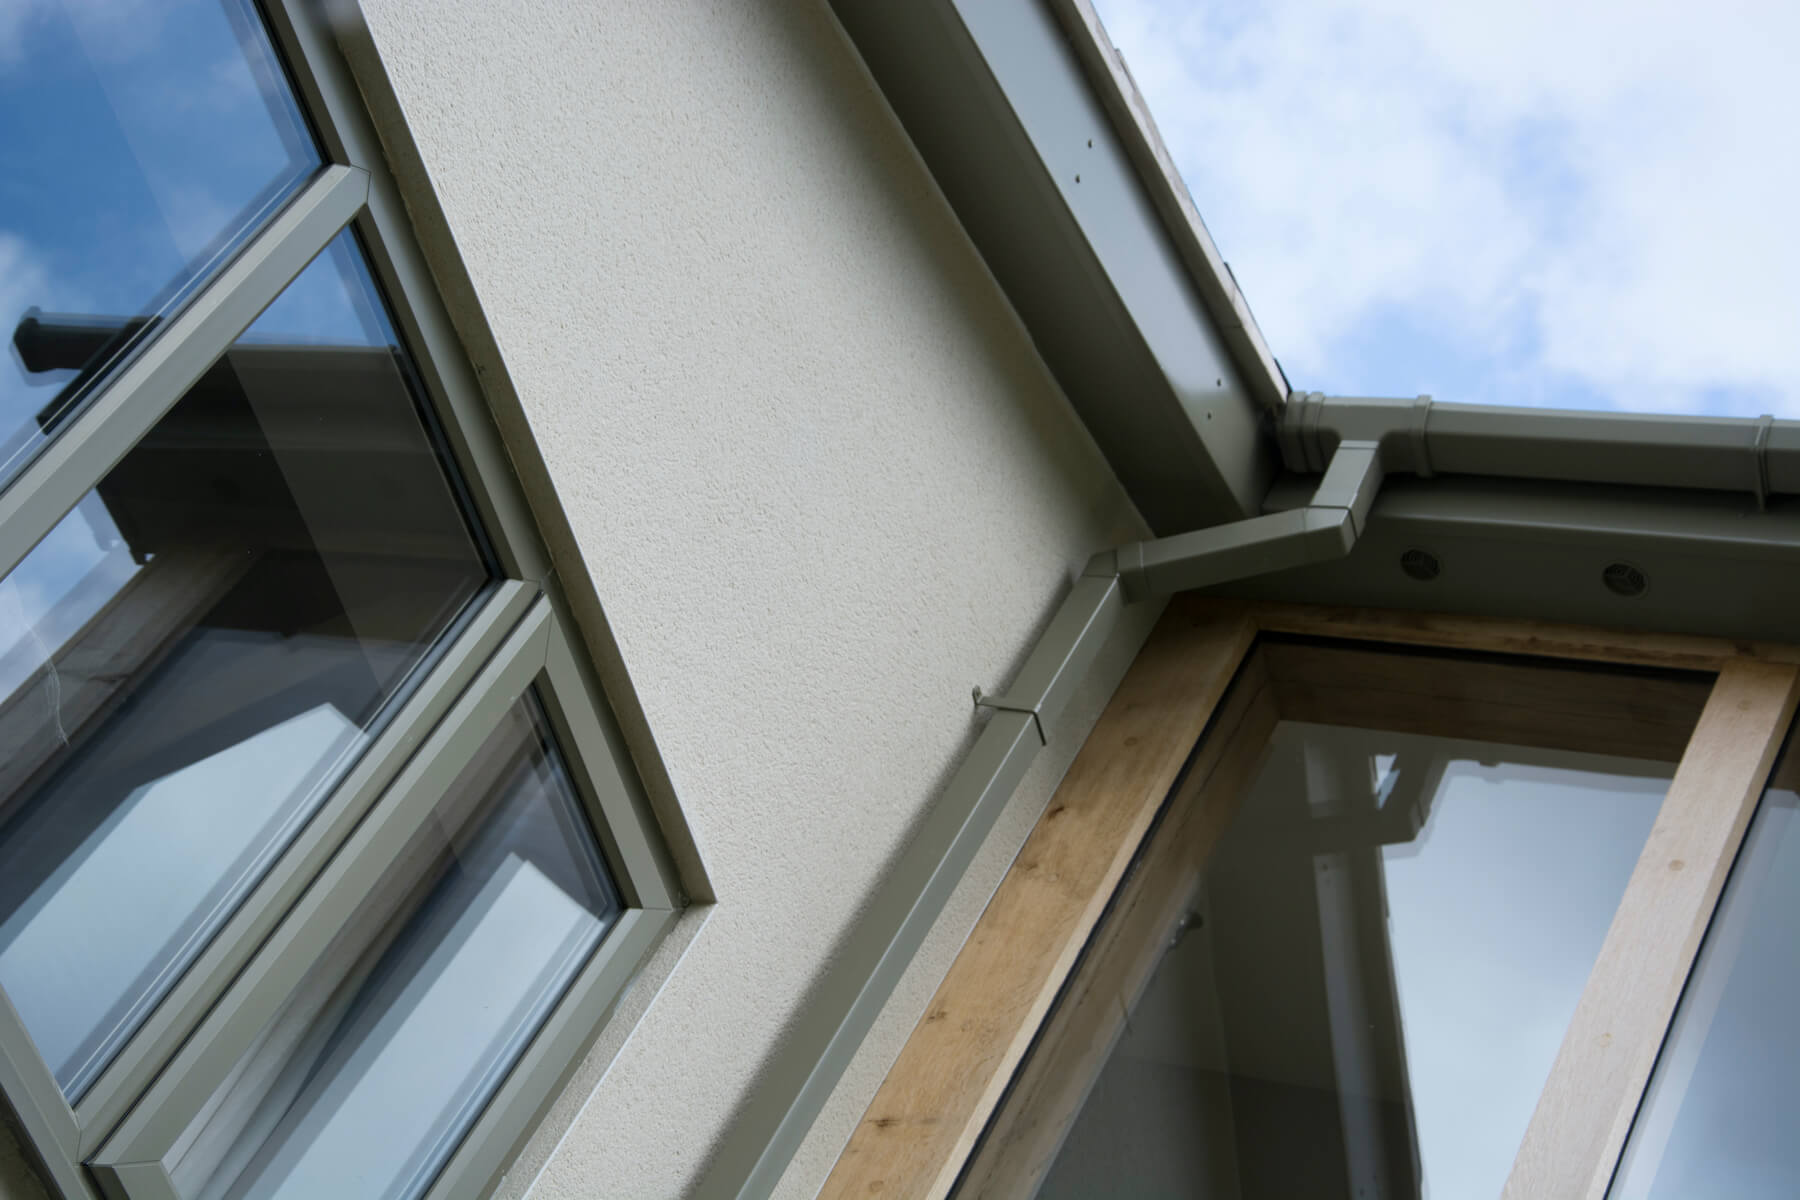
[[972, 685, 1047, 746]]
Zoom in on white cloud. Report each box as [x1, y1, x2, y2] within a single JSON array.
[[0, 3, 43, 68], [1094, 0, 1800, 414], [0, 234, 55, 327], [0, 0, 166, 70]]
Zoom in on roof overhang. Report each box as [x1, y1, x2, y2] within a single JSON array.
[[1241, 474, 1800, 644], [829, 0, 1283, 534]]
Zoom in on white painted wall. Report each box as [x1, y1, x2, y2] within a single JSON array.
[[348, 1, 1157, 1196]]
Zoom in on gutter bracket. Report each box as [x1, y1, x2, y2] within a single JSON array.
[[1303, 389, 1331, 471], [1410, 394, 1435, 478], [1753, 414, 1774, 511]]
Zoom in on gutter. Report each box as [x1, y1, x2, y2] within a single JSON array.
[[1281, 392, 1799, 509]]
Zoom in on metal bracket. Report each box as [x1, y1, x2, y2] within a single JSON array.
[[1752, 414, 1774, 510], [972, 685, 1047, 746]]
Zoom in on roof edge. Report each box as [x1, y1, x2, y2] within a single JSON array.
[[1045, 0, 1290, 414]]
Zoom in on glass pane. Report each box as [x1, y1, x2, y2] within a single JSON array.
[[167, 692, 619, 1200], [0, 232, 488, 1098], [1, 0, 319, 489], [1035, 722, 1677, 1200], [1609, 729, 1800, 1199]]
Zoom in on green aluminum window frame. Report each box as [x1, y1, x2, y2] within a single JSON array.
[[85, 598, 680, 1200], [0, 2, 684, 1196]]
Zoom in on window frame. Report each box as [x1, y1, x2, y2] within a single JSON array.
[[85, 597, 679, 1200], [0, 2, 684, 1196], [821, 597, 1800, 1200]]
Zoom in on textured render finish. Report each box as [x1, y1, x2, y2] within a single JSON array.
[[767, 597, 1158, 1200], [353, 1, 1151, 1196]]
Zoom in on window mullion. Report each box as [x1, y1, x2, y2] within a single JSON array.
[[86, 589, 687, 1200], [422, 906, 676, 1200], [70, 580, 536, 1151], [0, 164, 367, 580], [260, 0, 553, 585], [1504, 658, 1800, 1200], [90, 599, 555, 1170]]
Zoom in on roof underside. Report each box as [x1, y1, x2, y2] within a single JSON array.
[[830, 0, 1282, 535], [831, 0, 1800, 645]]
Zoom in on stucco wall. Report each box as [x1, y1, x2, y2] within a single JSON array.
[[347, 1, 1156, 1196]]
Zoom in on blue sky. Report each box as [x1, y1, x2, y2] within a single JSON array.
[[0, 0, 394, 674], [0, 0, 342, 490], [1091, 0, 1800, 416]]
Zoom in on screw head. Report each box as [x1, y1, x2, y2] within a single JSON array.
[[1400, 548, 1441, 582], [1603, 561, 1648, 597]]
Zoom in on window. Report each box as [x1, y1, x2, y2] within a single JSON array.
[[825, 602, 1800, 1200], [0, 0, 316, 492], [0, 4, 679, 1198], [975, 638, 1716, 1200], [1610, 727, 1800, 1199], [1030, 652, 1704, 1199], [162, 695, 620, 1200]]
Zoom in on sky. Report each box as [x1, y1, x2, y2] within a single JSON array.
[[0, 0, 347, 493], [0, 0, 397, 711], [1379, 755, 1660, 1198], [1090, 0, 1800, 416]]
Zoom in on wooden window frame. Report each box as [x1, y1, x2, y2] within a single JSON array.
[[823, 597, 1800, 1200]]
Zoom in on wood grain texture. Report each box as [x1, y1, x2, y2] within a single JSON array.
[[1503, 658, 1800, 1200], [956, 654, 1278, 1198], [1263, 640, 1713, 764], [1252, 602, 1800, 673], [820, 597, 1257, 1200]]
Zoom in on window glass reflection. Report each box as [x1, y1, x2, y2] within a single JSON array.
[[1609, 733, 1800, 1200], [0, 232, 488, 1099], [1035, 724, 1673, 1200], [168, 692, 620, 1200], [1, 0, 319, 490]]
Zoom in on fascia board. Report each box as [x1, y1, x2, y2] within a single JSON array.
[[1043, 0, 1290, 414], [829, 0, 1276, 533], [1229, 475, 1800, 643]]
